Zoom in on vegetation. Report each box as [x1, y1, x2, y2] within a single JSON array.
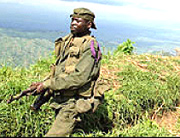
[[114, 38, 135, 55], [0, 38, 180, 137], [0, 28, 65, 67], [0, 34, 54, 67]]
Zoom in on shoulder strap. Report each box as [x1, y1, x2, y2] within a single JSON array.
[[83, 35, 102, 63], [90, 39, 102, 63]]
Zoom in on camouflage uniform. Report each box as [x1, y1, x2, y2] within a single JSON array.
[[42, 8, 103, 137]]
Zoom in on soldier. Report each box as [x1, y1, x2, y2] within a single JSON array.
[[31, 7, 103, 137]]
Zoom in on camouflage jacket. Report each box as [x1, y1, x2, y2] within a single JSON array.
[[43, 33, 102, 98]]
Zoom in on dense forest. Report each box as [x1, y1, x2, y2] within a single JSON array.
[[0, 28, 65, 67]]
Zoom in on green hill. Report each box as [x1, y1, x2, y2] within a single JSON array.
[[0, 28, 65, 67], [0, 43, 179, 136], [0, 34, 54, 67]]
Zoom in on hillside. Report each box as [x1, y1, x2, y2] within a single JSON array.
[[0, 28, 65, 67], [100, 52, 180, 136], [0, 46, 179, 136]]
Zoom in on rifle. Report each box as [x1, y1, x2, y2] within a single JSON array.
[[7, 84, 53, 111], [30, 90, 53, 111], [7, 85, 38, 104]]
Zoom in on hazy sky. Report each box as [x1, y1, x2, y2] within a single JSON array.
[[1, 0, 180, 29], [1, 0, 180, 54]]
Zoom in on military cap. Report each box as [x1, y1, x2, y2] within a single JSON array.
[[70, 7, 97, 29]]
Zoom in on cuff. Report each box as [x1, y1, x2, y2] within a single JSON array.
[[43, 79, 51, 89]]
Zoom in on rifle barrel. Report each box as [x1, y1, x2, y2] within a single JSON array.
[[7, 89, 34, 104]]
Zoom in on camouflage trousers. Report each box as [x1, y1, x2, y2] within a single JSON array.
[[44, 97, 102, 137]]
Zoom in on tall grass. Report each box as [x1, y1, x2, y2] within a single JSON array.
[[0, 40, 179, 136]]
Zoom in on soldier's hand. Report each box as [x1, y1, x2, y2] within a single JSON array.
[[30, 82, 42, 87], [36, 82, 46, 94], [30, 82, 46, 95]]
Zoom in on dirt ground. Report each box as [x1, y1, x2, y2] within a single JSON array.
[[152, 108, 180, 136]]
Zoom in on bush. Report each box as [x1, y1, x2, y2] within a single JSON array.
[[114, 39, 135, 55]]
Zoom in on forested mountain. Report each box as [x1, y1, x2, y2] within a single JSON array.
[[0, 28, 64, 67], [0, 34, 53, 67]]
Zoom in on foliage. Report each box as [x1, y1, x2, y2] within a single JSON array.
[[0, 34, 180, 136], [0, 55, 56, 137], [1, 50, 180, 137], [114, 39, 135, 55], [0, 29, 55, 67], [117, 119, 173, 137]]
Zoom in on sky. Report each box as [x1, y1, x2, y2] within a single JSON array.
[[0, 0, 180, 55], [1, 0, 180, 29]]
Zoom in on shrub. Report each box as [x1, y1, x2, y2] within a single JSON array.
[[114, 39, 135, 55]]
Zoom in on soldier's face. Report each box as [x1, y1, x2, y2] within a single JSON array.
[[70, 17, 91, 36]]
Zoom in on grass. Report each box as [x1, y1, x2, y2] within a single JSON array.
[[0, 49, 180, 137]]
